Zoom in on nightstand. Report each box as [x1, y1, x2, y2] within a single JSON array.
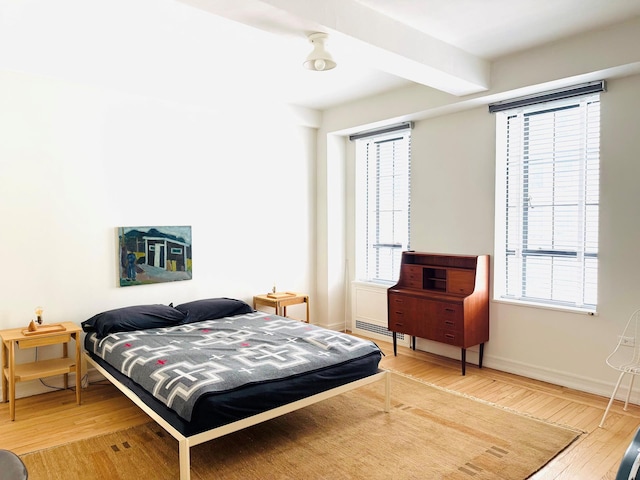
[[253, 293, 310, 323], [1, 321, 82, 421]]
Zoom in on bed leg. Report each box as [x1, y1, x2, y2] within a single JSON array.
[[384, 371, 391, 413], [179, 439, 191, 480]]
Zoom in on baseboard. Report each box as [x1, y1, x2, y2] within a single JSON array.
[[324, 320, 352, 332], [403, 339, 635, 405], [484, 353, 619, 401]]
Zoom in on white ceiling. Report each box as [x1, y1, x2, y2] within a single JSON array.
[[354, 0, 640, 59], [1, 0, 639, 111]]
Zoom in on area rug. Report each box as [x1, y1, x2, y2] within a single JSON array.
[[20, 373, 581, 479]]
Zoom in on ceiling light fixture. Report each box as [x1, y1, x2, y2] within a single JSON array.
[[303, 32, 336, 71]]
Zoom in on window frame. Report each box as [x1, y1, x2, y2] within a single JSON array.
[[493, 93, 600, 313], [353, 127, 411, 285]]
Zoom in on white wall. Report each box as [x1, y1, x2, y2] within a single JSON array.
[[320, 17, 640, 400], [409, 75, 640, 398], [0, 70, 316, 397]]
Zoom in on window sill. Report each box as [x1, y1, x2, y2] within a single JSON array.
[[351, 280, 393, 290], [493, 297, 598, 316]]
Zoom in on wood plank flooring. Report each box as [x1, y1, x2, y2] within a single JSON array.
[[1, 337, 639, 479]]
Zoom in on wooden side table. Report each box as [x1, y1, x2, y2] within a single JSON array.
[[253, 293, 310, 323], [1, 321, 82, 420]]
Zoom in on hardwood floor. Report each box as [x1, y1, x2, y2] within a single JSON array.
[[375, 339, 640, 480], [1, 337, 638, 479]]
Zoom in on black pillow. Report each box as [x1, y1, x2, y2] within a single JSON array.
[[82, 304, 186, 338], [174, 298, 253, 324]]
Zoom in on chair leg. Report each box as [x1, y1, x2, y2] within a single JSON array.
[[624, 375, 636, 411], [600, 371, 627, 428]]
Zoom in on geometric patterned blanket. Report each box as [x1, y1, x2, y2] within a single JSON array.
[[85, 311, 382, 421]]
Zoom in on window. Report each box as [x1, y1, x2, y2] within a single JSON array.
[[353, 125, 411, 284], [493, 89, 601, 312]]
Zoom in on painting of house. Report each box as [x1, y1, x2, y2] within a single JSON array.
[[118, 226, 192, 287]]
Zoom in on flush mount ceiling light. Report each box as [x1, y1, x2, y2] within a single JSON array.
[[303, 32, 336, 71]]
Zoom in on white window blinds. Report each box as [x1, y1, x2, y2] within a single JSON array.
[[355, 128, 411, 283], [495, 93, 600, 311]]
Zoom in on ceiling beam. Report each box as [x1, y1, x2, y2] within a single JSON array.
[[180, 0, 490, 96]]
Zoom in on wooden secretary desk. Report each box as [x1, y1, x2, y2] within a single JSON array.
[[387, 251, 489, 375]]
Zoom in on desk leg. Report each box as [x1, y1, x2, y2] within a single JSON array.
[[461, 348, 466, 376], [305, 296, 310, 323], [75, 333, 81, 405], [63, 342, 69, 390], [1, 341, 7, 404], [8, 341, 15, 421]]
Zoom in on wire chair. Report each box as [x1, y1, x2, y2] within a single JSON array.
[[600, 309, 640, 428]]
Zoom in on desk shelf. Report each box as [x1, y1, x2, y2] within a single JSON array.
[[5, 357, 77, 383]]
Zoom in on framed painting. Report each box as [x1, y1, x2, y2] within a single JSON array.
[[118, 225, 192, 287]]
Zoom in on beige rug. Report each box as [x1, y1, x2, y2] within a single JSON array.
[[21, 373, 581, 479]]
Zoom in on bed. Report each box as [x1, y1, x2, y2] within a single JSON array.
[[82, 298, 389, 480]]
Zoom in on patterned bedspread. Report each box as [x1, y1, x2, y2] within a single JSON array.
[[85, 311, 382, 421]]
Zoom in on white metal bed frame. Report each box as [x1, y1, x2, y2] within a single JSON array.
[[85, 353, 391, 480]]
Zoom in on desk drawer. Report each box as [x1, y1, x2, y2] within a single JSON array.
[[447, 269, 476, 295], [436, 317, 462, 334], [435, 302, 462, 319], [431, 330, 460, 346], [400, 265, 423, 289], [389, 294, 415, 309], [18, 334, 71, 349], [388, 309, 408, 330], [388, 295, 410, 325], [432, 302, 463, 337], [388, 294, 423, 335]]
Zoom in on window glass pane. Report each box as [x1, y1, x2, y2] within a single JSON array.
[[584, 256, 598, 306], [505, 254, 521, 297], [523, 255, 552, 300], [585, 205, 599, 253], [549, 256, 579, 302], [552, 205, 580, 250]]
